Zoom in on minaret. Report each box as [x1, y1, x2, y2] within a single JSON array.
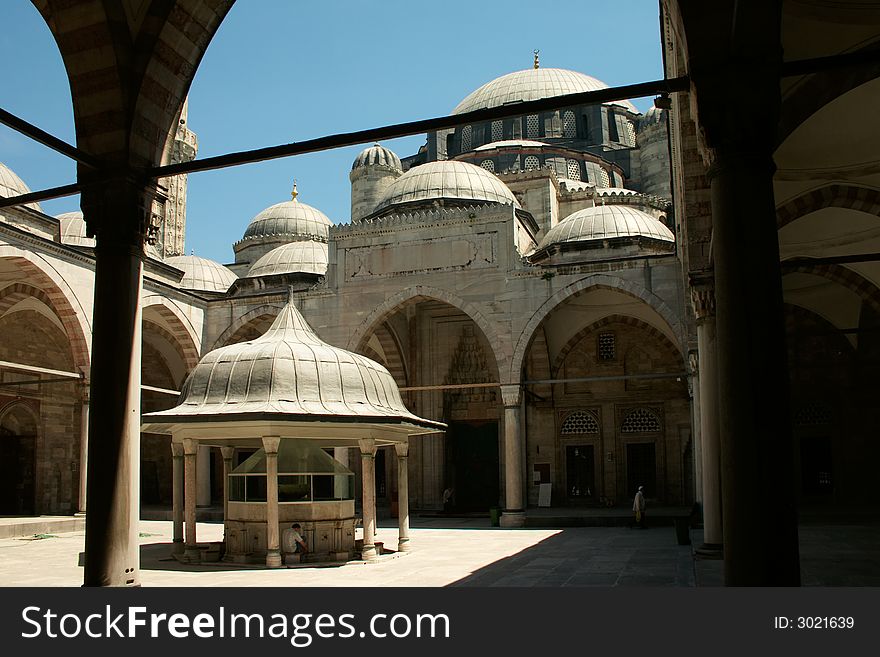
[[155, 98, 198, 257]]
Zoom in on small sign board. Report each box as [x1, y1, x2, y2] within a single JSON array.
[[538, 483, 552, 508]]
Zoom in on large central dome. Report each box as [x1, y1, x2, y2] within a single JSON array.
[[452, 68, 637, 115]]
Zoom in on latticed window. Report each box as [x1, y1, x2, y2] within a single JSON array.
[[461, 125, 472, 152], [525, 155, 540, 170], [566, 159, 581, 181], [792, 403, 832, 427], [561, 410, 600, 435], [621, 408, 662, 433], [527, 114, 540, 138], [563, 110, 576, 138], [625, 119, 637, 146], [598, 332, 615, 361], [480, 159, 495, 173], [492, 120, 503, 142], [599, 167, 610, 187]]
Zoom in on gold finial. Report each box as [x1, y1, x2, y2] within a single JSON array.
[[291, 179, 299, 202], [533, 49, 540, 69]]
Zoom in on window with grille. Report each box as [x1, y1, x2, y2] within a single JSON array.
[[492, 120, 503, 142], [480, 159, 495, 173], [561, 410, 600, 435], [793, 403, 832, 427], [563, 110, 576, 138], [527, 114, 540, 138], [525, 155, 540, 170], [621, 408, 661, 433], [598, 332, 615, 360], [461, 125, 472, 152], [607, 110, 619, 141], [599, 167, 610, 187], [566, 159, 581, 180], [625, 119, 637, 146]]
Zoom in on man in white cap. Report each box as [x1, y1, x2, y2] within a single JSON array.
[[633, 485, 647, 528]]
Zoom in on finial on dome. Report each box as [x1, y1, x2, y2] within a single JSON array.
[[533, 49, 540, 69], [291, 179, 299, 202]]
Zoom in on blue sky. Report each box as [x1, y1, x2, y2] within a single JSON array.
[[0, 0, 664, 264]]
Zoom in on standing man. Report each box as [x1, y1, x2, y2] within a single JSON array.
[[633, 485, 647, 529]]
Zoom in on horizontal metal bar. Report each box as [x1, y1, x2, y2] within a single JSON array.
[[0, 376, 80, 388], [0, 359, 83, 379], [141, 384, 181, 397], [0, 107, 105, 169], [400, 382, 500, 392], [781, 252, 880, 268], [400, 372, 689, 392], [0, 182, 84, 210]]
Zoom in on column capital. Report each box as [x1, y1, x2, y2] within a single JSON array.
[[220, 446, 235, 460], [394, 442, 409, 458], [182, 438, 198, 456], [358, 438, 376, 456], [80, 175, 165, 253], [261, 435, 281, 454], [689, 272, 716, 322], [499, 384, 522, 408], [171, 441, 184, 457]]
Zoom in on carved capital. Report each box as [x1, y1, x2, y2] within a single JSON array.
[[171, 442, 184, 458], [181, 438, 198, 456], [261, 435, 281, 454], [358, 438, 376, 457], [220, 446, 235, 461], [80, 175, 164, 252], [394, 442, 409, 459], [689, 273, 716, 322], [499, 384, 522, 408]]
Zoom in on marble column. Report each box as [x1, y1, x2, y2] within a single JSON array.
[[183, 438, 200, 562], [263, 436, 282, 568], [76, 379, 89, 516], [82, 180, 156, 587], [691, 279, 723, 556], [499, 384, 525, 528], [197, 445, 212, 507], [359, 438, 378, 560], [171, 442, 184, 556], [688, 351, 703, 506], [395, 442, 411, 553], [220, 446, 234, 523]]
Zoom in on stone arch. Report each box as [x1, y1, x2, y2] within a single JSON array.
[[783, 262, 880, 315], [347, 285, 508, 380], [776, 184, 880, 229], [212, 303, 285, 349], [0, 247, 91, 372], [510, 274, 687, 384], [0, 400, 40, 515], [141, 295, 200, 368]]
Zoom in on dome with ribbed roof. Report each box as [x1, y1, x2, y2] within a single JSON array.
[[56, 211, 96, 247], [142, 301, 445, 429], [539, 205, 674, 249], [248, 241, 328, 278], [351, 144, 402, 171], [239, 194, 332, 246], [374, 161, 518, 214], [452, 68, 637, 115], [639, 105, 666, 130], [1, 162, 42, 212], [166, 255, 237, 293]]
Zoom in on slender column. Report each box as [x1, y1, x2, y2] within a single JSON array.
[[220, 447, 234, 523], [82, 179, 156, 587], [395, 442, 411, 552], [171, 442, 184, 555], [499, 385, 525, 528], [76, 378, 89, 516], [688, 351, 703, 506], [197, 445, 212, 507], [359, 438, 378, 560], [263, 436, 282, 568], [183, 438, 200, 562], [691, 280, 723, 555]]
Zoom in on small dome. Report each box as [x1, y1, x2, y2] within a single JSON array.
[[374, 161, 519, 213], [452, 68, 637, 115], [352, 144, 402, 171], [248, 241, 328, 278], [639, 105, 667, 131], [165, 255, 237, 293], [143, 301, 445, 429], [1, 161, 41, 212], [57, 211, 96, 247], [240, 199, 332, 244], [539, 205, 674, 249], [473, 139, 547, 152]]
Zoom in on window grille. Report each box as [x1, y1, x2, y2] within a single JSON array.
[[492, 120, 503, 142], [598, 332, 615, 360], [525, 155, 540, 170], [792, 403, 832, 427], [567, 159, 582, 181], [563, 110, 576, 138], [621, 408, 661, 433], [561, 410, 600, 434], [527, 114, 540, 138], [461, 125, 472, 152], [480, 159, 495, 172]]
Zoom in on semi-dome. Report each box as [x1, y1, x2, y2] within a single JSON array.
[[142, 301, 445, 428], [374, 160, 519, 213], [1, 161, 41, 212], [165, 255, 237, 293], [57, 211, 96, 247], [452, 68, 637, 115], [247, 241, 328, 278], [539, 204, 674, 249], [352, 144, 402, 171], [240, 199, 332, 244]]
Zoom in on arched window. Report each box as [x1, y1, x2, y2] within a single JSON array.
[[525, 155, 540, 170], [563, 110, 576, 138], [621, 408, 662, 433], [527, 114, 540, 138], [561, 410, 600, 435], [566, 159, 581, 181], [491, 120, 503, 142], [480, 159, 495, 173], [461, 125, 472, 152]]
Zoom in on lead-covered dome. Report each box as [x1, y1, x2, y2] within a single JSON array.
[[57, 211, 96, 247], [240, 199, 332, 244], [374, 160, 519, 213], [452, 68, 637, 115], [165, 255, 237, 293], [352, 144, 402, 171], [1, 162, 41, 212], [539, 205, 674, 249], [247, 241, 328, 278]]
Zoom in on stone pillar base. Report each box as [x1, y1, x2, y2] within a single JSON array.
[[361, 544, 378, 561], [397, 538, 411, 552], [695, 543, 724, 559], [266, 550, 282, 568], [182, 546, 202, 563], [499, 511, 526, 528], [172, 538, 185, 556], [74, 511, 86, 518]]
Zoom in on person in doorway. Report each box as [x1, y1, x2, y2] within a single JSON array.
[[289, 523, 308, 554], [633, 485, 647, 528], [442, 487, 454, 513]]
